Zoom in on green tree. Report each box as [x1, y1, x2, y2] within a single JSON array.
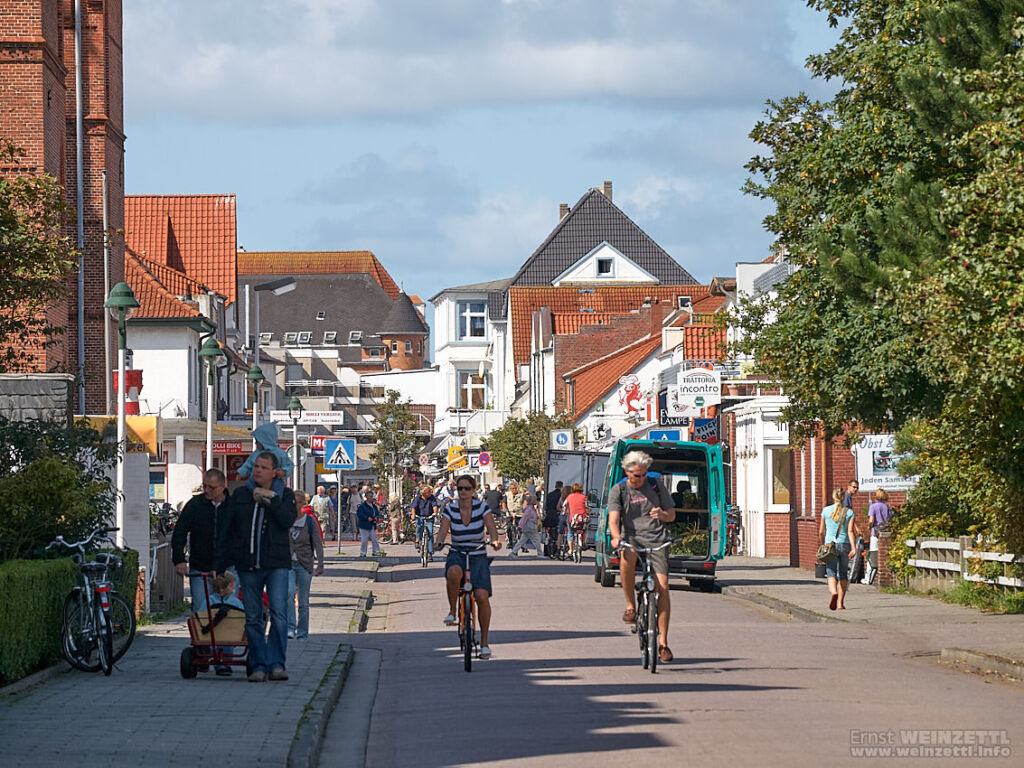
[[0, 417, 116, 562], [482, 411, 576, 482], [738, 0, 1024, 549], [369, 390, 422, 499], [0, 139, 78, 371]]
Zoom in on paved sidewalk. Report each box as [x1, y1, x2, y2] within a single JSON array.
[[716, 556, 1024, 681], [0, 554, 381, 767]]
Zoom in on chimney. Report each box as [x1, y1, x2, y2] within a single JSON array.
[[559, 202, 569, 220], [602, 180, 612, 200]]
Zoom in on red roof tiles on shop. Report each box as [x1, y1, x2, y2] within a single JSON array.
[[682, 324, 726, 362], [509, 284, 710, 369], [124, 195, 238, 304], [566, 334, 662, 419], [237, 251, 400, 300]]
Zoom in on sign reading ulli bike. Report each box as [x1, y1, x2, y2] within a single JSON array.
[[851, 434, 920, 492], [667, 368, 721, 417]]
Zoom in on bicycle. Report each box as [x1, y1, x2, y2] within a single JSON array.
[[416, 515, 436, 568], [46, 526, 137, 675], [571, 525, 586, 564], [436, 542, 488, 672], [619, 539, 675, 674], [505, 513, 520, 549], [725, 505, 743, 556]]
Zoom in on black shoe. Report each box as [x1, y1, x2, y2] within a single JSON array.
[[216, 665, 232, 677]]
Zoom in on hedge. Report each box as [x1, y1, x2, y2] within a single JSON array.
[[0, 549, 139, 686]]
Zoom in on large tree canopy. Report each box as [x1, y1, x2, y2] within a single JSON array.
[[482, 411, 576, 483], [0, 139, 78, 371], [738, 0, 1024, 549]]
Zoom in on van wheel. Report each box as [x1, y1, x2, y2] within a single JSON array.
[[594, 563, 602, 583], [600, 568, 616, 588]]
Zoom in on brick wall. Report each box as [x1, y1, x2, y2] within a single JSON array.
[[0, 1, 123, 412], [380, 332, 426, 371], [764, 513, 789, 558]]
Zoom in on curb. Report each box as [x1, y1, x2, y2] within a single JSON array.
[[721, 586, 838, 623], [347, 590, 375, 633], [941, 647, 1024, 682], [0, 661, 70, 697], [287, 643, 355, 768]]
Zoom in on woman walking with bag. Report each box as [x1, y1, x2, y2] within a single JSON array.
[[818, 487, 856, 610]]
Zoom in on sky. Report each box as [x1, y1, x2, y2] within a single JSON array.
[[123, 1, 841, 302]]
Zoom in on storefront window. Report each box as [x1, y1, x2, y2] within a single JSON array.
[[770, 448, 791, 505]]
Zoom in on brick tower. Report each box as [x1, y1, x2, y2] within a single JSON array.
[[378, 292, 429, 370], [0, 1, 125, 412]]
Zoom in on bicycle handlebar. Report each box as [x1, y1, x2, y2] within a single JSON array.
[[434, 542, 490, 553], [618, 539, 678, 554], [45, 526, 120, 553]]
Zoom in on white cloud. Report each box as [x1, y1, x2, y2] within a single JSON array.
[[125, 0, 814, 122]]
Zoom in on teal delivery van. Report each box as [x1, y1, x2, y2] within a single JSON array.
[[594, 438, 726, 591]]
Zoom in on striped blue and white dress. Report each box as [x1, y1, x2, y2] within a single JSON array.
[[443, 499, 491, 556]]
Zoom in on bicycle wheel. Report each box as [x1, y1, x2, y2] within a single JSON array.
[[62, 592, 100, 672], [648, 593, 659, 674], [637, 593, 649, 669], [109, 593, 137, 662], [420, 532, 429, 567], [462, 591, 473, 672], [97, 606, 114, 676]]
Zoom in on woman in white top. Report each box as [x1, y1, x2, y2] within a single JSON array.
[[434, 474, 501, 659]]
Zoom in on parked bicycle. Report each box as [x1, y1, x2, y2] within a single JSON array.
[[436, 542, 487, 672], [725, 505, 743, 556], [46, 526, 137, 675], [620, 539, 676, 673]]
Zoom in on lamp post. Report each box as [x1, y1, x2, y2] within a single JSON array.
[[199, 336, 225, 471], [103, 282, 139, 548], [246, 364, 266, 450], [252, 277, 297, 423], [287, 395, 304, 490]]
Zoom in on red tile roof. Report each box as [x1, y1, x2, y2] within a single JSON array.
[[552, 312, 615, 334], [124, 195, 238, 304], [509, 284, 710, 369], [566, 334, 662, 419], [681, 324, 726, 362], [237, 251, 400, 300], [125, 248, 204, 320]]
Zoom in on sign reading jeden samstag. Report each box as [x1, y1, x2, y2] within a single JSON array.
[[667, 368, 721, 417]]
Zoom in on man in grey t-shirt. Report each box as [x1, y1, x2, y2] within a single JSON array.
[[608, 450, 676, 664]]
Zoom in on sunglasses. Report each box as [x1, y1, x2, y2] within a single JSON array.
[[626, 471, 647, 479], [457, 486, 473, 491]]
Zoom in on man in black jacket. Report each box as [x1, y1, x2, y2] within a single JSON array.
[[215, 452, 295, 683], [172, 468, 230, 614]]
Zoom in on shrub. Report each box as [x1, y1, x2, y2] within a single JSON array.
[[0, 558, 78, 685]]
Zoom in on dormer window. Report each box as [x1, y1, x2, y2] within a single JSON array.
[[298, 331, 312, 344], [597, 257, 614, 277], [323, 331, 337, 343], [283, 332, 298, 344], [677, 295, 692, 310], [349, 330, 362, 344]]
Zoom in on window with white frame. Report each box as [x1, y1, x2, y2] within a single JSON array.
[[457, 370, 487, 409], [316, 311, 326, 321], [390, 340, 398, 353], [405, 340, 412, 354], [258, 332, 272, 344], [298, 331, 312, 344], [283, 332, 298, 344], [457, 301, 487, 340], [323, 331, 337, 343], [597, 257, 614, 277], [349, 330, 362, 343], [368, 348, 381, 358], [769, 448, 791, 506]]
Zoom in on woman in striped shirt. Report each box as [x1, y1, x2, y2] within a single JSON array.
[[434, 474, 502, 659]]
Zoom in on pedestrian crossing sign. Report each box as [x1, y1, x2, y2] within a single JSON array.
[[324, 439, 356, 469]]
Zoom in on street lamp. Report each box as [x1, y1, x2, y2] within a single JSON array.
[[252, 277, 297, 421], [287, 395, 304, 490], [104, 281, 139, 548], [199, 336, 225, 470], [246, 364, 266, 450]]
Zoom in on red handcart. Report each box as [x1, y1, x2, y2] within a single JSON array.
[[179, 572, 250, 679]]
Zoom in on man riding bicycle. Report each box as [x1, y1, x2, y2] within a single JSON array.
[[410, 484, 439, 558], [435, 474, 502, 659], [608, 450, 676, 664]]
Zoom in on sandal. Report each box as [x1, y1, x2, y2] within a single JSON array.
[[658, 645, 673, 663], [478, 646, 492, 660], [622, 607, 636, 623]]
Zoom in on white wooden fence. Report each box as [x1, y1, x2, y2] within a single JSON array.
[[906, 536, 1024, 591]]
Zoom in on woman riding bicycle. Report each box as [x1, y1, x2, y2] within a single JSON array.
[[434, 474, 502, 659], [607, 450, 676, 664]]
